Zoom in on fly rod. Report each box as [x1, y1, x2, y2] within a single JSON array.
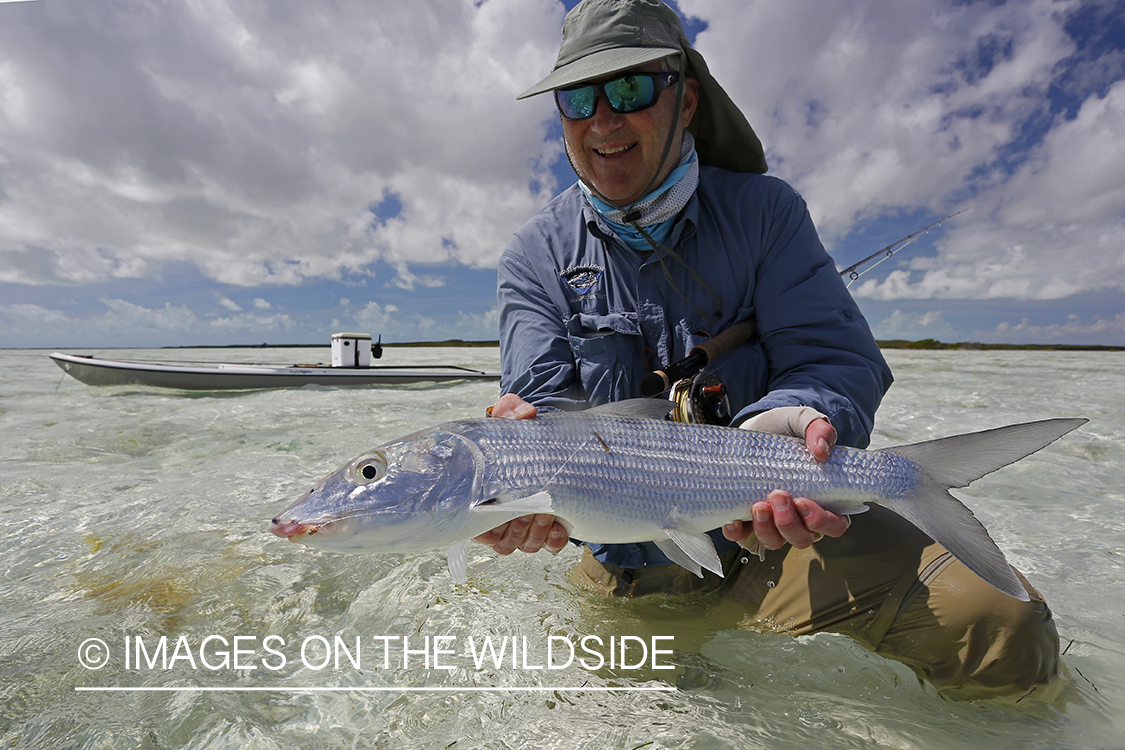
[[641, 209, 969, 397], [839, 208, 969, 287]]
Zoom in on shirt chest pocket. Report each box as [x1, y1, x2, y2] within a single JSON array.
[[565, 312, 642, 405]]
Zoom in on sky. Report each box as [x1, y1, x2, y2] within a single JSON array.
[[0, 0, 1123, 349]]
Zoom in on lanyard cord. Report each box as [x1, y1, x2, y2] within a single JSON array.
[[634, 222, 722, 320]]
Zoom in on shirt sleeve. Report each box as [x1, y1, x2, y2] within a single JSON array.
[[497, 235, 585, 411], [732, 188, 893, 448]]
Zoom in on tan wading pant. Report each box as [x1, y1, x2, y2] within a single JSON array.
[[570, 506, 1059, 698]]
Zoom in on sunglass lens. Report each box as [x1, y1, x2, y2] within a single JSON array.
[[603, 75, 656, 114], [556, 86, 596, 119]]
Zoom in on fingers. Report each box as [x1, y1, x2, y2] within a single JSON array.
[[751, 491, 806, 549], [477, 398, 561, 556], [488, 393, 537, 420], [471, 524, 507, 547], [805, 418, 837, 463], [722, 519, 749, 543], [748, 490, 851, 550], [805, 416, 841, 463], [471, 514, 569, 556], [543, 522, 569, 554], [793, 496, 850, 538], [738, 407, 836, 463]]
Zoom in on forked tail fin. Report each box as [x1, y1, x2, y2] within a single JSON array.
[[880, 418, 1086, 601]]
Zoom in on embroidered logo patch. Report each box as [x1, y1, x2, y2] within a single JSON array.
[[560, 264, 604, 294]]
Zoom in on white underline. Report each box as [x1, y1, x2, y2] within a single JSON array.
[[75, 686, 676, 693]]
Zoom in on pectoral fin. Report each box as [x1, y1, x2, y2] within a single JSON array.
[[447, 541, 468, 585], [472, 490, 555, 514], [660, 525, 724, 578]]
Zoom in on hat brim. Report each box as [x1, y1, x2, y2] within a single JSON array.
[[516, 45, 680, 99]]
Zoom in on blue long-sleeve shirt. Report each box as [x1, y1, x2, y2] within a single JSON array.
[[497, 165, 893, 569]]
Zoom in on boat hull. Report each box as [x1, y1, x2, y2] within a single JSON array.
[[50, 353, 500, 390]]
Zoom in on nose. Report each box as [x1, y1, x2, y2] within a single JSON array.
[[589, 95, 625, 134]]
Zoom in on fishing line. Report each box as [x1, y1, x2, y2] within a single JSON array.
[[543, 430, 604, 489]]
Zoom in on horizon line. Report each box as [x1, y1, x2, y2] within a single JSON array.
[[75, 685, 677, 693]]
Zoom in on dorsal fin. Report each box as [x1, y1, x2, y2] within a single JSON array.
[[587, 398, 674, 421]]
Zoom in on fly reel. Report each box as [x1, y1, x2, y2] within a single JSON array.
[[667, 373, 731, 426]]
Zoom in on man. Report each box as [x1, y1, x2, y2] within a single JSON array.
[[477, 0, 1058, 697]]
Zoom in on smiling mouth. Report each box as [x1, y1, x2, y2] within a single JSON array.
[[595, 144, 634, 157]]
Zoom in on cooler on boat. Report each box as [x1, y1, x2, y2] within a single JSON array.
[[331, 332, 372, 368]]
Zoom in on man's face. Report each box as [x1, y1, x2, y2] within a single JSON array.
[[561, 62, 699, 208]]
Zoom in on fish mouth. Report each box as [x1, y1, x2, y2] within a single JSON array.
[[269, 515, 340, 541]]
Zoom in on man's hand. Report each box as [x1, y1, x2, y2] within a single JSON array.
[[487, 392, 539, 420], [473, 394, 569, 554], [473, 512, 570, 555], [723, 408, 850, 551]]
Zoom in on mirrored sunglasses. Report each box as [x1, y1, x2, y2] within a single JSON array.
[[554, 72, 680, 120]]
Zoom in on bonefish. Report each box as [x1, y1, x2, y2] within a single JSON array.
[[271, 400, 1085, 600]]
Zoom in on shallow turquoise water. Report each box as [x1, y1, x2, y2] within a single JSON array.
[[1, 347, 1122, 748]]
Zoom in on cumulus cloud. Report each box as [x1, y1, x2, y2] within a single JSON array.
[[0, 0, 563, 288], [2, 0, 1123, 347], [0, 302, 70, 326], [987, 312, 1125, 344], [0, 297, 299, 347], [210, 311, 296, 332], [685, 0, 1076, 226], [872, 309, 958, 341], [683, 0, 1124, 303], [0, 286, 495, 347], [96, 298, 200, 334], [388, 263, 446, 291], [999, 80, 1125, 226], [351, 299, 497, 342], [353, 301, 401, 333]]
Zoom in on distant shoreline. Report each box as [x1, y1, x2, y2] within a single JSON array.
[[12, 339, 1124, 351], [160, 340, 505, 349], [158, 338, 1122, 351], [875, 339, 1125, 351]]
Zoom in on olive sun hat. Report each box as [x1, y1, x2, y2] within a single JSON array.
[[517, 0, 767, 174]]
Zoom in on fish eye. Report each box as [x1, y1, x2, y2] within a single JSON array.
[[350, 452, 388, 485]]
